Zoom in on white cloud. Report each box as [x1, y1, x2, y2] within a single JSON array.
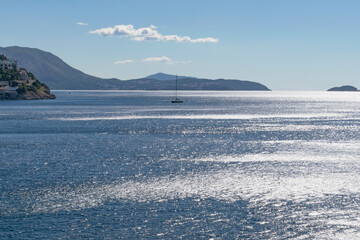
[[142, 56, 172, 64], [77, 22, 88, 26], [114, 60, 134, 64], [89, 24, 218, 43]]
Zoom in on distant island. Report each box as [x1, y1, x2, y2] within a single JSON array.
[[0, 54, 55, 100], [327, 85, 358, 92], [0, 46, 271, 91]]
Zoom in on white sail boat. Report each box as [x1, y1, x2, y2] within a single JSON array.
[[171, 75, 183, 103]]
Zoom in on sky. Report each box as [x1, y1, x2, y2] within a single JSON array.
[[1, 0, 360, 90]]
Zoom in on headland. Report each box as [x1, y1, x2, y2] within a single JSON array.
[[0, 54, 55, 100]]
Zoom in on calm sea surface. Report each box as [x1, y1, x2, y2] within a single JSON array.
[[1, 91, 360, 239]]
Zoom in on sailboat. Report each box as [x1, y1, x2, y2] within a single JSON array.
[[171, 75, 183, 103]]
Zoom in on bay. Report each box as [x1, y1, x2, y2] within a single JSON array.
[[1, 90, 360, 239]]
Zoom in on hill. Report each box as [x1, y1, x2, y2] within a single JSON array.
[[0, 46, 270, 91], [145, 73, 190, 81], [327, 85, 358, 91], [115, 77, 270, 90], [0, 46, 123, 90], [0, 54, 55, 100]]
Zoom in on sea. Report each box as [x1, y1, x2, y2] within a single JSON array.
[[1, 90, 360, 239]]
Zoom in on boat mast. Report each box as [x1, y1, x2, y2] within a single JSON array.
[[175, 75, 178, 99], [171, 74, 183, 103]]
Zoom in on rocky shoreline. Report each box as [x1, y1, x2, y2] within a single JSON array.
[[0, 85, 55, 100]]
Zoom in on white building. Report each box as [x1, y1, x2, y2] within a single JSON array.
[[0, 81, 8, 87], [0, 58, 18, 70], [5, 86, 18, 92]]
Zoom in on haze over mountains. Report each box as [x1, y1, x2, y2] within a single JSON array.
[[0, 46, 270, 91]]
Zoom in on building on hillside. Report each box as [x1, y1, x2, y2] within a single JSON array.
[[5, 86, 18, 92], [0, 86, 18, 96], [19, 70, 30, 81], [0, 81, 8, 87], [0, 86, 18, 98], [18, 69, 35, 85], [0, 55, 18, 70]]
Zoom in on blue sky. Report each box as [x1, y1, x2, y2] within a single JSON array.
[[2, 0, 360, 90]]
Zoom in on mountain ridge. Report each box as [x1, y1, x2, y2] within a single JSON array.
[[0, 46, 271, 91], [145, 73, 190, 81], [0, 46, 124, 90]]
